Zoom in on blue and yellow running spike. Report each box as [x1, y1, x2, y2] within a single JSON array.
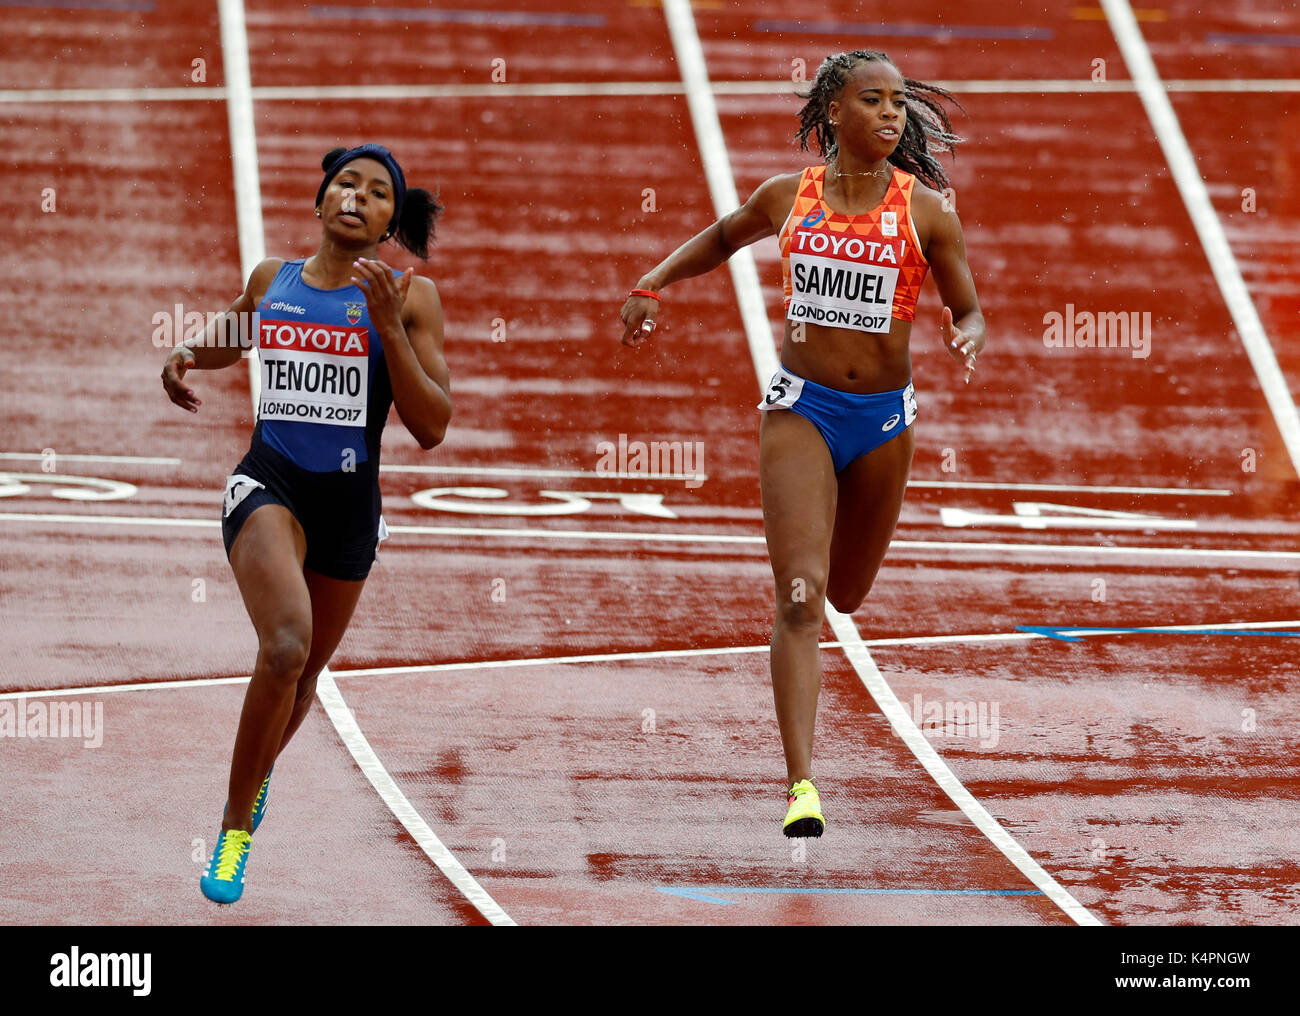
[[782, 779, 825, 838], [251, 766, 272, 833], [200, 829, 253, 904], [223, 765, 273, 833]]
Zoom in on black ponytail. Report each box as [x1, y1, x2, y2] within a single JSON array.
[[390, 186, 443, 261], [795, 51, 963, 191]]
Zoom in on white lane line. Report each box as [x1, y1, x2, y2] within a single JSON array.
[[714, 78, 1300, 95], [827, 608, 1102, 925], [0, 453, 181, 466], [217, 0, 264, 415], [1101, 0, 1300, 481], [9, 619, 1296, 701], [314, 666, 515, 927], [0, 676, 252, 700], [20, 458, 1231, 494], [663, 0, 1100, 926], [0, 87, 236, 102], [5, 511, 1300, 563], [380, 463, 708, 482], [382, 465, 1224, 495], [906, 480, 1230, 496], [662, 0, 777, 390], [0, 513, 221, 529], [3, 80, 1299, 104], [329, 617, 1300, 679]]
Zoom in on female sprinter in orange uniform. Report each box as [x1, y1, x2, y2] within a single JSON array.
[[161, 144, 450, 902], [620, 51, 984, 836]]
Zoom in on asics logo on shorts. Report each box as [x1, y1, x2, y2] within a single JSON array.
[[881, 413, 901, 432]]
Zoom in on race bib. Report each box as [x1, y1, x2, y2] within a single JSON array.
[[787, 251, 897, 334], [757, 370, 805, 411], [257, 319, 370, 426], [903, 382, 917, 425]]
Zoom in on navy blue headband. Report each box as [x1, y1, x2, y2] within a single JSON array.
[[315, 144, 407, 236]]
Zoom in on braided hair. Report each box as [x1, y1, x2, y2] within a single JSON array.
[[795, 50, 962, 190]]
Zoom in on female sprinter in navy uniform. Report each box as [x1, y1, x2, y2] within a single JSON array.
[[161, 144, 450, 902], [620, 51, 984, 836]]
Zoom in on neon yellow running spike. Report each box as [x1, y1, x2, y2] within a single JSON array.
[[782, 779, 825, 838], [200, 829, 253, 904]]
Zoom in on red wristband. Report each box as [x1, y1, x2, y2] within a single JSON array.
[[629, 289, 661, 302]]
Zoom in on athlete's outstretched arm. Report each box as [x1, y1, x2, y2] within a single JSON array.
[[620, 173, 798, 345], [916, 189, 986, 374], [352, 259, 451, 450], [161, 257, 283, 413]]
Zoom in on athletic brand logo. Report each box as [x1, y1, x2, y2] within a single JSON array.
[[223, 474, 265, 518], [881, 210, 898, 237], [800, 209, 825, 228], [882, 413, 901, 431], [268, 301, 306, 315], [345, 302, 364, 326]]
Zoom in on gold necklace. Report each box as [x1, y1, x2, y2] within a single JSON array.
[[830, 160, 891, 182]]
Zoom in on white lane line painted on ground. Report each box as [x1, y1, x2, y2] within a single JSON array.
[[663, 0, 777, 390], [0, 458, 1235, 496], [217, 0, 264, 416], [314, 666, 515, 926], [3, 80, 1299, 104], [827, 607, 1103, 925], [380, 463, 708, 482], [713, 78, 1300, 95], [9, 619, 1296, 701], [907, 480, 1230, 496], [331, 617, 1300, 679], [663, 0, 1100, 926], [4, 511, 1300, 562], [0, 676, 252, 701], [1102, 0, 1300, 480], [382, 466, 1225, 496], [0, 513, 221, 529], [0, 453, 182, 466]]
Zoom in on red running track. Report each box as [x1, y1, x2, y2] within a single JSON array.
[[1, 0, 1298, 925]]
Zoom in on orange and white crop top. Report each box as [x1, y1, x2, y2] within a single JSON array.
[[779, 164, 929, 333]]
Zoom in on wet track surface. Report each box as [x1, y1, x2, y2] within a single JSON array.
[[1, 0, 1298, 924]]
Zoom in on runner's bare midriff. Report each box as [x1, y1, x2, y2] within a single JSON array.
[[778, 317, 913, 393]]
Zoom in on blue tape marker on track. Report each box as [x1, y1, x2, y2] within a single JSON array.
[[1206, 32, 1300, 48], [1019, 625, 1300, 643]]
